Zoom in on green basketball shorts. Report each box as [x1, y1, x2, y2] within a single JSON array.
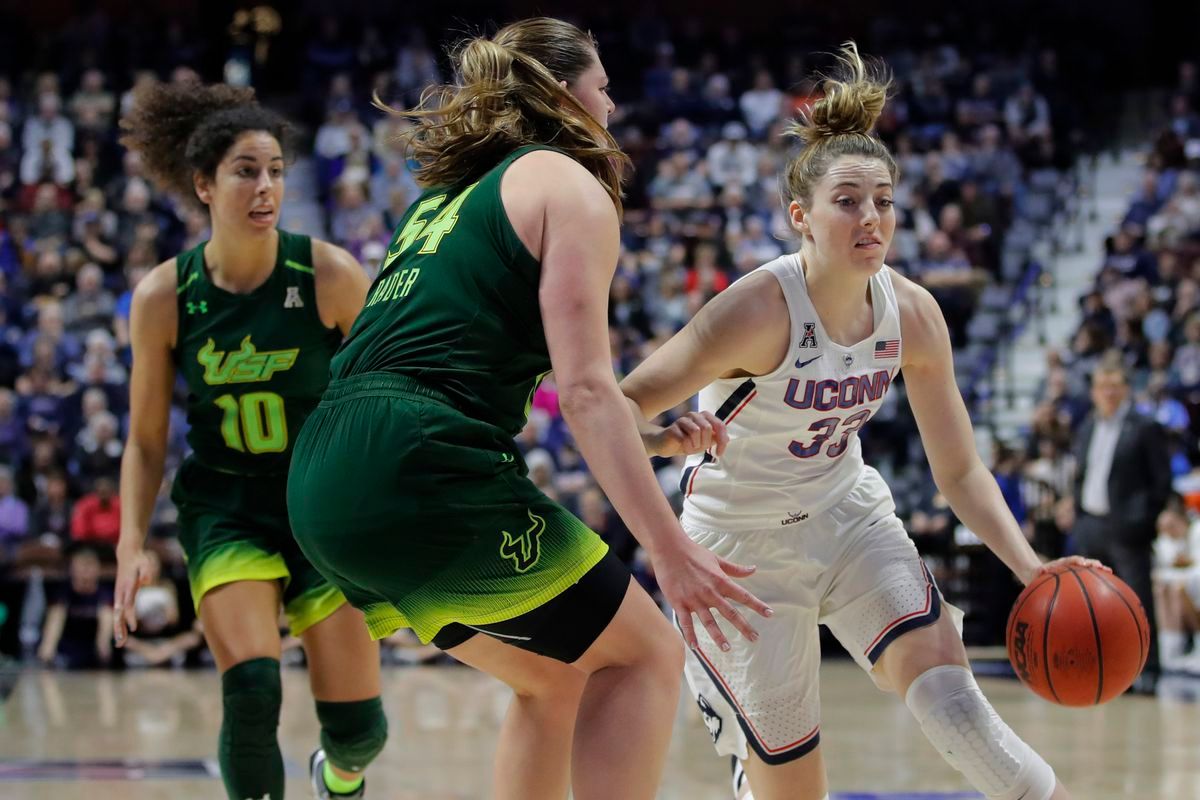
[[287, 372, 612, 646], [171, 458, 346, 635]]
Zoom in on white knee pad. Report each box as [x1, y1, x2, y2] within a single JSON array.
[[904, 665, 1056, 800]]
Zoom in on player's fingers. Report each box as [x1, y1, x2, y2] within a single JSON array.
[[713, 597, 758, 642], [673, 418, 700, 450], [704, 414, 730, 457], [697, 608, 730, 652], [717, 556, 757, 578], [720, 579, 774, 619], [113, 596, 129, 645], [116, 583, 139, 634], [677, 612, 699, 651]]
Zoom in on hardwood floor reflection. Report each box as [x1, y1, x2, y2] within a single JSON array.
[[1, 662, 1197, 799]]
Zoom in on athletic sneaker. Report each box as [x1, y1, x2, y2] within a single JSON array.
[[309, 748, 365, 799]]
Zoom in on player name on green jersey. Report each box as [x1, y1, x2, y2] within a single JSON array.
[[332, 146, 562, 436]]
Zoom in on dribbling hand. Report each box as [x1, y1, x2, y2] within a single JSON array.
[[113, 547, 154, 646], [1023, 555, 1111, 586], [655, 536, 773, 652]]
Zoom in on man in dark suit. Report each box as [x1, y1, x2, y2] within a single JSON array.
[[1072, 359, 1172, 687]]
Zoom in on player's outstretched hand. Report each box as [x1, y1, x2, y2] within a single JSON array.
[[655, 536, 772, 652], [1025, 555, 1112, 585], [113, 546, 154, 646], [650, 411, 729, 458]]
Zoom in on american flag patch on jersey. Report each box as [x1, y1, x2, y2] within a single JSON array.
[[874, 339, 900, 359]]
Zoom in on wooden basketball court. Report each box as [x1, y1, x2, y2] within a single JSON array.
[[1, 659, 1197, 799]]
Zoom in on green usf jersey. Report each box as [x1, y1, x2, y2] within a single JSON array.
[[331, 145, 559, 436], [174, 230, 342, 475]]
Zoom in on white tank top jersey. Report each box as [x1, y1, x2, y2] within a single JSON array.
[[680, 252, 903, 531]]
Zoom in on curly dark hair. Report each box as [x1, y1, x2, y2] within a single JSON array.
[[119, 80, 291, 208]]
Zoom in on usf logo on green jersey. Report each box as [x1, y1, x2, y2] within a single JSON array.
[[500, 509, 546, 573], [197, 336, 299, 385]]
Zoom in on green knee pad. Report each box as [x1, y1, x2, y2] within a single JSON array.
[[220, 657, 284, 799], [315, 697, 388, 772]]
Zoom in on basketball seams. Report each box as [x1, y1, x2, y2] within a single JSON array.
[[1041, 573, 1062, 704], [1090, 569, 1148, 672], [1066, 567, 1105, 705], [1007, 572, 1051, 651]]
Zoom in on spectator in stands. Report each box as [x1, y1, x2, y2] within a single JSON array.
[[1153, 504, 1200, 672], [73, 409, 123, 483], [706, 121, 756, 191], [1072, 357, 1172, 690], [62, 263, 116, 334], [70, 69, 116, 132], [71, 475, 121, 549], [913, 229, 984, 345], [0, 387, 27, 464], [37, 545, 113, 668], [29, 469, 72, 541], [21, 93, 74, 186], [1004, 82, 1052, 145], [0, 465, 29, 549], [739, 69, 783, 139]]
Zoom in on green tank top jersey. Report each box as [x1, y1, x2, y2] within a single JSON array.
[[175, 230, 342, 476], [331, 145, 559, 436]]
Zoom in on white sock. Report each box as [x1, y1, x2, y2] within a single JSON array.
[[1161, 630, 1186, 665]]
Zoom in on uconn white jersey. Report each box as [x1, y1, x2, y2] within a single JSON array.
[[681, 253, 902, 530]]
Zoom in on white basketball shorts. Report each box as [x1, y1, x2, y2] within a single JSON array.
[[679, 468, 963, 765]]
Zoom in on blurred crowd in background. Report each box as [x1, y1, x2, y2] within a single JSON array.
[[0, 3, 1197, 669]]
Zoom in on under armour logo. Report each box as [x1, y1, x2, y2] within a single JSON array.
[[186, 301, 208, 315], [284, 286, 304, 308]]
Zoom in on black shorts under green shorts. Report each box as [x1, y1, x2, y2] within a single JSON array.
[[286, 372, 613, 646], [171, 458, 347, 636]]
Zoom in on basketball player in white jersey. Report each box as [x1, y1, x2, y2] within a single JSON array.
[[621, 44, 1104, 800]]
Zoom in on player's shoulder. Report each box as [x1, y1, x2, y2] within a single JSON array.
[[130, 258, 180, 341], [310, 238, 362, 284], [888, 268, 942, 336], [505, 148, 612, 210], [134, 258, 181, 307]]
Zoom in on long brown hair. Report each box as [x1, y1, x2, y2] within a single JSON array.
[[782, 42, 898, 206], [380, 17, 630, 215]]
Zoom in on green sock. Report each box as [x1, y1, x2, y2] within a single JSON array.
[[323, 761, 364, 794]]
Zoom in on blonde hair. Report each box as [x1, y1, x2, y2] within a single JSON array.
[[782, 42, 898, 206], [381, 17, 630, 215]]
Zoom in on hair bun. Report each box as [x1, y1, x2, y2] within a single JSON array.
[[457, 37, 516, 86], [789, 41, 891, 146]]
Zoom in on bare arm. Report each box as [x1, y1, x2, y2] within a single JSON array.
[[114, 261, 178, 643], [898, 277, 1083, 585], [313, 240, 370, 335], [620, 270, 788, 454], [514, 151, 770, 648]]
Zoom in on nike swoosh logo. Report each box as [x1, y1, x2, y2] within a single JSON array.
[[795, 355, 821, 369]]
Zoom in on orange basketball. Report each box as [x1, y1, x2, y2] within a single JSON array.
[[1005, 565, 1150, 706]]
